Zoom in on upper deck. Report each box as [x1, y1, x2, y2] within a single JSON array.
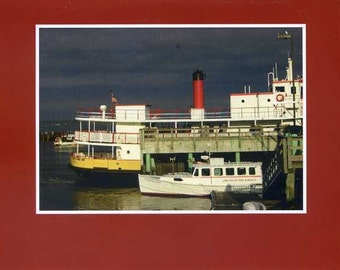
[[75, 105, 302, 126]]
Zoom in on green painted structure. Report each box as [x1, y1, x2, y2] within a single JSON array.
[[140, 126, 303, 205]]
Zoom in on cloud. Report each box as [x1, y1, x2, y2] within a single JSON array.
[[38, 26, 303, 120]]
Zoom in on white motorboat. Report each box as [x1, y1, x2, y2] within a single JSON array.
[[54, 134, 76, 147], [138, 158, 263, 196]]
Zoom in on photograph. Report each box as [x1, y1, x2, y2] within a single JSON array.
[[37, 25, 305, 213]]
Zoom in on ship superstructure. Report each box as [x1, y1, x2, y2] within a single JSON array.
[[230, 58, 303, 125]]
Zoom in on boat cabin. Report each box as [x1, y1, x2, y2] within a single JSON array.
[[192, 158, 262, 178]]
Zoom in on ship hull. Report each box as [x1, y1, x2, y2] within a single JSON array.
[[69, 155, 140, 187], [70, 166, 139, 187]]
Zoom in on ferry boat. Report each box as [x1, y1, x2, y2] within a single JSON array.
[[138, 158, 263, 197], [69, 57, 303, 184], [54, 133, 76, 147]]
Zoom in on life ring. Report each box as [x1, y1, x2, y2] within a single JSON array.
[[276, 94, 284, 102]]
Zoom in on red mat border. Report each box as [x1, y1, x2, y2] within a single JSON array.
[[0, 1, 338, 269]]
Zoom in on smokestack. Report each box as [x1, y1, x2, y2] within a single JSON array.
[[192, 70, 205, 109]]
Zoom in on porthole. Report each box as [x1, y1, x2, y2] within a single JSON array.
[[267, 98, 271, 102], [127, 150, 130, 154], [241, 99, 245, 103]]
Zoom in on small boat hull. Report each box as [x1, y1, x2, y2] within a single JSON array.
[[54, 142, 76, 147], [139, 174, 210, 196], [138, 174, 263, 197], [54, 134, 76, 147]]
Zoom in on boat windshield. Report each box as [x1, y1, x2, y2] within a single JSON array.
[[191, 168, 199, 176]]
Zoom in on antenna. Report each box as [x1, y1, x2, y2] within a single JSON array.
[[267, 71, 274, 92], [275, 63, 278, 79]]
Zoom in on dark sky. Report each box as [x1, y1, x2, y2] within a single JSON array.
[[38, 26, 303, 121]]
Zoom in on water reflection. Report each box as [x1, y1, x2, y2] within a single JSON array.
[[141, 195, 212, 211], [74, 187, 212, 211]]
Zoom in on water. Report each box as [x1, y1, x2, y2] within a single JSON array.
[[39, 142, 212, 212], [40, 120, 78, 133]]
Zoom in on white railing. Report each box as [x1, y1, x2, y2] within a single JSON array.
[[142, 126, 279, 140], [76, 104, 303, 121], [75, 131, 139, 144], [230, 104, 303, 120]]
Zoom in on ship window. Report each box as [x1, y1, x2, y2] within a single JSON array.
[[202, 168, 210, 176], [275, 86, 285, 92], [249, 167, 256, 175], [226, 168, 234, 175], [214, 168, 223, 176], [267, 98, 271, 102], [193, 168, 199, 176], [241, 99, 245, 103], [237, 167, 246, 175]]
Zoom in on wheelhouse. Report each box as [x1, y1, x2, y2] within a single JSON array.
[[192, 163, 262, 177]]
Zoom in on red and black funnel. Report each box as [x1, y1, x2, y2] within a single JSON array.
[[192, 70, 205, 109]]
